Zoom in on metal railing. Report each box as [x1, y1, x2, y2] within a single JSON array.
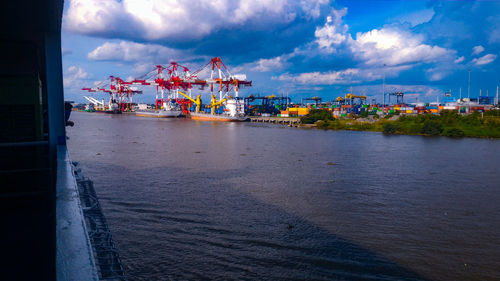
[[74, 166, 127, 281]]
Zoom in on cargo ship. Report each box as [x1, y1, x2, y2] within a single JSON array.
[[105, 101, 122, 114], [189, 112, 248, 122], [188, 97, 248, 122], [136, 109, 181, 118], [135, 101, 182, 118]]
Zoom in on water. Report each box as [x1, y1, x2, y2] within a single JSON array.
[[67, 112, 500, 281]]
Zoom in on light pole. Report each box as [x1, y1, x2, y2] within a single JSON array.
[[382, 64, 386, 106], [467, 69, 471, 99]]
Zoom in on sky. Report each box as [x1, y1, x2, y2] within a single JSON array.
[[61, 0, 500, 104]]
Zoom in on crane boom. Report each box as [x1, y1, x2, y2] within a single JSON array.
[[178, 91, 202, 112]]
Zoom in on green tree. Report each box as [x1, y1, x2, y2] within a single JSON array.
[[443, 127, 465, 137], [421, 120, 443, 136], [383, 122, 398, 134]]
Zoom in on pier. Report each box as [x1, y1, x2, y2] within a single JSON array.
[[249, 116, 301, 126]]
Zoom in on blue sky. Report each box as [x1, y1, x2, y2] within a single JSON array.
[[62, 0, 500, 103]]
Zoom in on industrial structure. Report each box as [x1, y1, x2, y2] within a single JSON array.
[[82, 76, 142, 113], [86, 57, 253, 121], [244, 94, 291, 116]]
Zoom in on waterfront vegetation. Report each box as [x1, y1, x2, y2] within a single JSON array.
[[301, 109, 500, 138]]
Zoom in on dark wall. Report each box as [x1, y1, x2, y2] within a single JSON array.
[[0, 1, 63, 280]]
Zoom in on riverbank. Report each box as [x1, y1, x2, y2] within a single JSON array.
[[302, 109, 500, 138]]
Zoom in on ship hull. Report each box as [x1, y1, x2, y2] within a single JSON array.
[[105, 110, 122, 114], [189, 112, 248, 122], [136, 110, 182, 118]]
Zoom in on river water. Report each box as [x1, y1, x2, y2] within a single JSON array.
[[67, 111, 500, 281]]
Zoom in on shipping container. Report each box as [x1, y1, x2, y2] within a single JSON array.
[[297, 108, 309, 115]]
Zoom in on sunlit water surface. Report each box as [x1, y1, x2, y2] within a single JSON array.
[[68, 112, 500, 281]]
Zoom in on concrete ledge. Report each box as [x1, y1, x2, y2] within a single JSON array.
[[56, 145, 99, 281]]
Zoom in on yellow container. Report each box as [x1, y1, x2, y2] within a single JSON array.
[[394, 106, 400, 111], [297, 108, 309, 115], [430, 109, 439, 113], [438, 106, 444, 110], [288, 107, 298, 112], [406, 110, 413, 114]]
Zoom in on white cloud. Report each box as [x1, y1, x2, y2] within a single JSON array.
[[301, 0, 330, 19], [64, 0, 314, 41], [88, 41, 183, 62], [350, 27, 453, 67], [426, 68, 448, 81], [251, 56, 285, 72], [472, 45, 485, 55], [472, 53, 497, 65], [393, 8, 435, 27], [272, 64, 411, 85], [311, 8, 455, 74], [274, 69, 361, 85], [314, 8, 349, 53], [454, 56, 465, 64], [63, 66, 90, 87], [64, 0, 129, 35]]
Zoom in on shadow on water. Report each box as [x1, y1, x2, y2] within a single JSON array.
[[84, 162, 429, 281]]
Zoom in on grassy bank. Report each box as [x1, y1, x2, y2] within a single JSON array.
[[301, 109, 500, 138]]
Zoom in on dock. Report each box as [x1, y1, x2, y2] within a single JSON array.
[[249, 116, 301, 126]]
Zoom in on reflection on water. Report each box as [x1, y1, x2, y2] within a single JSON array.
[[68, 112, 500, 281]]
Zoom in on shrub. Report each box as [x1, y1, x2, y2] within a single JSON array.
[[316, 120, 329, 129], [384, 113, 394, 119], [439, 110, 461, 125], [383, 122, 398, 134], [359, 110, 369, 118], [301, 109, 333, 124], [443, 127, 465, 137], [421, 120, 443, 136]]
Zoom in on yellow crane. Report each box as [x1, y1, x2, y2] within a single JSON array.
[[178, 91, 202, 113], [207, 94, 228, 114], [345, 93, 367, 105], [345, 93, 367, 100]]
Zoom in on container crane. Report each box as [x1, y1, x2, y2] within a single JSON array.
[[345, 93, 367, 105], [387, 92, 404, 105], [190, 57, 251, 101], [130, 63, 207, 115], [178, 91, 202, 113], [301, 96, 322, 106], [82, 76, 142, 113]]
